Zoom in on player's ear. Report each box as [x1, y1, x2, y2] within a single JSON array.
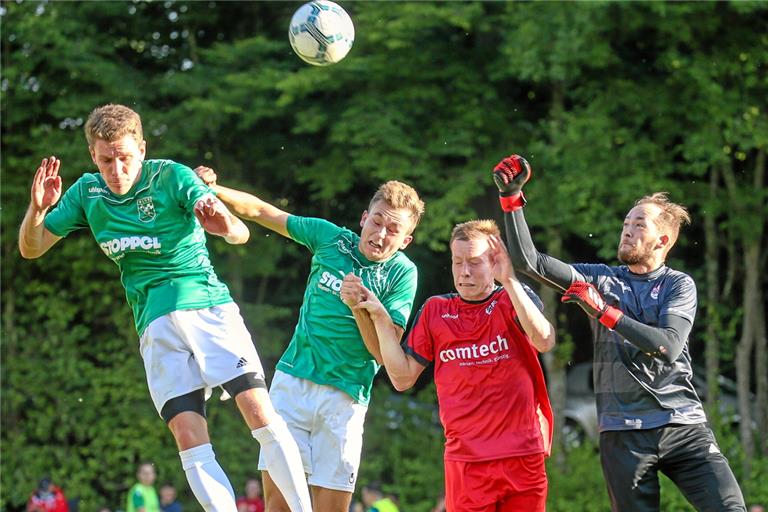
[[89, 145, 97, 164], [139, 139, 147, 159], [657, 234, 670, 250], [360, 210, 368, 229], [400, 234, 413, 250]]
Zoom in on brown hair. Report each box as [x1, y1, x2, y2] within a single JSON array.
[[84, 104, 144, 147], [634, 192, 691, 246], [368, 180, 425, 233], [450, 219, 500, 244]]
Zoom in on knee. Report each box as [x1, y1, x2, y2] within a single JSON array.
[[236, 388, 275, 429], [168, 412, 210, 451]]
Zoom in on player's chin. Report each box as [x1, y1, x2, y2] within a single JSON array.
[[364, 245, 390, 261]]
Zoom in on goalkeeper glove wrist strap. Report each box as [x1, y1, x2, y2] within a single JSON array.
[[499, 192, 527, 212], [599, 306, 623, 330]]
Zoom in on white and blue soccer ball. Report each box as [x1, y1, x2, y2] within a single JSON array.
[[289, 1, 354, 66]]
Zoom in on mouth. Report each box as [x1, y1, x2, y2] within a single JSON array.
[[367, 240, 383, 251]]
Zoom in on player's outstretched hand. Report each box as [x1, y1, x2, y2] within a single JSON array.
[[31, 157, 63, 211], [341, 273, 365, 308], [194, 165, 218, 186], [194, 195, 233, 236], [561, 281, 623, 329], [493, 154, 531, 212], [487, 235, 514, 283]]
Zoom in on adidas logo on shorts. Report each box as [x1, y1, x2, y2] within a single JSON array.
[[236, 357, 248, 368]]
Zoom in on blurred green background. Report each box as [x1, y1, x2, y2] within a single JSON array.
[[1, 1, 766, 510]]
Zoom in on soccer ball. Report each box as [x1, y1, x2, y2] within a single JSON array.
[[288, 1, 355, 66]]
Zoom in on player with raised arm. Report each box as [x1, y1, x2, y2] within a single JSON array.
[[194, 167, 424, 512], [18, 104, 311, 512], [492, 154, 746, 512], [349, 220, 555, 512]]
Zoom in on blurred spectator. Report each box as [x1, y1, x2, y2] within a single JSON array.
[[27, 477, 69, 512], [236, 478, 265, 512], [159, 483, 182, 512], [361, 483, 399, 512], [126, 462, 160, 512], [749, 505, 765, 512], [349, 499, 364, 512]]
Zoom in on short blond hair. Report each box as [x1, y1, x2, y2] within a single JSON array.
[[450, 219, 500, 244], [84, 104, 144, 147], [368, 180, 425, 233], [635, 192, 691, 246]]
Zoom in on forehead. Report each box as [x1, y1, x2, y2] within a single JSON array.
[[626, 204, 661, 223], [91, 135, 142, 156], [450, 237, 491, 258], [367, 201, 413, 226]]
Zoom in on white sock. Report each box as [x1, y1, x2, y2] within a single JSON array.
[[252, 417, 312, 512], [179, 443, 237, 512]]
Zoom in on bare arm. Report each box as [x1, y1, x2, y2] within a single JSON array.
[[19, 157, 64, 259], [349, 279, 425, 391], [195, 166, 289, 237], [490, 235, 556, 353]]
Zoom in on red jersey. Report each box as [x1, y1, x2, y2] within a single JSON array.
[[27, 486, 69, 512], [404, 287, 553, 461]]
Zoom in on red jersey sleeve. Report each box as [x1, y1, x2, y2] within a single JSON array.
[[403, 299, 435, 366]]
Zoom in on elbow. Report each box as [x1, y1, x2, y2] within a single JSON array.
[[19, 244, 40, 260], [659, 344, 683, 364], [390, 374, 416, 392], [537, 332, 556, 353]]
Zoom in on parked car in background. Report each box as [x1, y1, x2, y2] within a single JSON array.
[[561, 362, 751, 449]]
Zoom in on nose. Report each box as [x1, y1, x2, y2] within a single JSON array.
[[460, 262, 471, 276]]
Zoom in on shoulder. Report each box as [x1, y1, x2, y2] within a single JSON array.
[[387, 250, 417, 271], [662, 267, 697, 294], [421, 293, 458, 312], [145, 159, 192, 182], [288, 215, 344, 236]]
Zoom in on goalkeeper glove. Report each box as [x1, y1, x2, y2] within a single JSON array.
[[561, 281, 623, 329], [493, 154, 531, 212]]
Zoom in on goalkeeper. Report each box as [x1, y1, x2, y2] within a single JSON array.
[[492, 155, 745, 512]]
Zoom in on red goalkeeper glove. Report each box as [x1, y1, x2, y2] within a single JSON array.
[[561, 281, 623, 329], [493, 154, 531, 212]]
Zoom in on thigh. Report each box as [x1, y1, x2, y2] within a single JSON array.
[[140, 313, 206, 416], [443, 459, 498, 512], [179, 303, 266, 387], [310, 486, 352, 512], [309, 384, 367, 492], [497, 454, 547, 512], [659, 424, 746, 511], [599, 430, 661, 512], [257, 372, 313, 474]]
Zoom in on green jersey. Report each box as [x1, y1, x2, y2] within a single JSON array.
[[45, 159, 232, 335], [126, 483, 160, 512], [277, 216, 418, 405]]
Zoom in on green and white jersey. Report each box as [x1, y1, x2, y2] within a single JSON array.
[[44, 159, 232, 336], [278, 216, 418, 405]]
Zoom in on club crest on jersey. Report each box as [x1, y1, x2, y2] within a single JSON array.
[[137, 197, 156, 222], [650, 283, 661, 300]]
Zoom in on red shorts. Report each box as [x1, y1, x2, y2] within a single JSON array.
[[444, 453, 547, 512]]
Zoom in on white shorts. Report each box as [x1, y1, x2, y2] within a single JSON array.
[[139, 303, 265, 416], [258, 370, 368, 492]]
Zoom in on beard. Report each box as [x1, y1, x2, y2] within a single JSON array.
[[617, 241, 654, 266]]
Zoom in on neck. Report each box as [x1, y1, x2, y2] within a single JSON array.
[[627, 259, 664, 275]]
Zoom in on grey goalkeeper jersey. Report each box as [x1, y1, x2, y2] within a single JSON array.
[[572, 263, 707, 432]]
